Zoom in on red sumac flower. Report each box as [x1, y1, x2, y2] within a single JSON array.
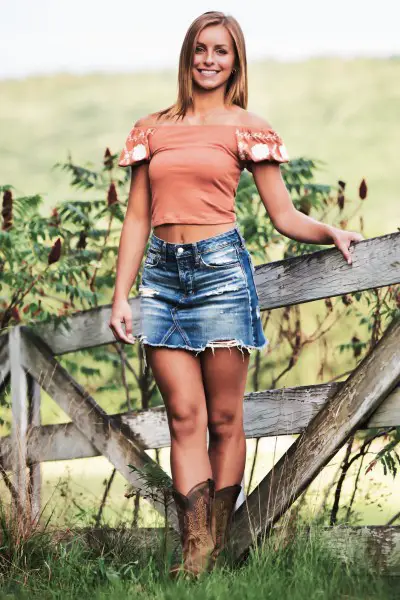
[[104, 147, 114, 170], [107, 182, 118, 206], [337, 180, 346, 211], [2, 189, 13, 231], [341, 294, 352, 306], [48, 238, 62, 265], [359, 178, 367, 200]]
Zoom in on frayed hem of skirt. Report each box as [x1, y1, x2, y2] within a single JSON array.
[[132, 335, 270, 368]]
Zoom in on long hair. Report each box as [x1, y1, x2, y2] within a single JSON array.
[[154, 11, 248, 122]]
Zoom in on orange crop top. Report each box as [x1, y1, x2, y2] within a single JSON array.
[[118, 124, 289, 227]]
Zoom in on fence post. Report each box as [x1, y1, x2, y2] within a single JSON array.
[[9, 326, 29, 517], [27, 374, 41, 525]]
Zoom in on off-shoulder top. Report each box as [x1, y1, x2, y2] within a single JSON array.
[[118, 124, 289, 227]]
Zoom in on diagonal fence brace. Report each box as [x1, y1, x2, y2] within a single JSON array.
[[19, 327, 178, 530], [231, 315, 400, 562]]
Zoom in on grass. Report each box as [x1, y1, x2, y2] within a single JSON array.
[[0, 500, 398, 600]]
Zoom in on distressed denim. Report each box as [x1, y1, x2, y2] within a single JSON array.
[[137, 225, 268, 365]]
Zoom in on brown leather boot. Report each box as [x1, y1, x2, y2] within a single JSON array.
[[209, 483, 241, 568], [169, 478, 216, 579]]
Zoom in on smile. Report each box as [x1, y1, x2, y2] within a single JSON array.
[[198, 69, 220, 76]]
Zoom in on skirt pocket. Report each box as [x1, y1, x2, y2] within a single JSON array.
[[199, 244, 240, 269], [144, 249, 162, 268]]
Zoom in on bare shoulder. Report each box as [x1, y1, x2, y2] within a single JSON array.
[[134, 112, 163, 127], [236, 108, 274, 129]]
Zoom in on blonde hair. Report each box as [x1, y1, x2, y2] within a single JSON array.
[[154, 11, 248, 122]]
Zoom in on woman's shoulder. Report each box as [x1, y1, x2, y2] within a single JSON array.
[[133, 109, 181, 128], [234, 108, 274, 130], [133, 112, 163, 128]]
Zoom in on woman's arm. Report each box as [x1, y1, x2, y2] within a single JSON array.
[[109, 162, 152, 343], [252, 162, 364, 265]]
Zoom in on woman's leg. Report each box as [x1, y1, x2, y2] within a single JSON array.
[[200, 347, 250, 489], [144, 346, 211, 494], [145, 346, 216, 577]]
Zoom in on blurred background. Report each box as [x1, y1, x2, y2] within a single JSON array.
[[0, 1, 399, 530], [1, 0, 399, 234]]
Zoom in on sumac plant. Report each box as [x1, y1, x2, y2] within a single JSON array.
[[0, 149, 129, 332]]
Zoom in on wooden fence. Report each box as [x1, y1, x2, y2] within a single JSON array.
[[0, 231, 399, 570]]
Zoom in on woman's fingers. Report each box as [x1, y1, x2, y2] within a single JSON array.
[[335, 231, 364, 265], [124, 316, 136, 343], [342, 242, 353, 265], [108, 319, 136, 344]]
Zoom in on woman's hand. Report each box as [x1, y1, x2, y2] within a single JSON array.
[[329, 226, 365, 265], [108, 298, 136, 344]]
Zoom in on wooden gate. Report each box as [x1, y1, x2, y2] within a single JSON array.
[[0, 231, 399, 563]]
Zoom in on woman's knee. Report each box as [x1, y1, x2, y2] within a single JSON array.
[[167, 400, 208, 440], [208, 409, 243, 441]]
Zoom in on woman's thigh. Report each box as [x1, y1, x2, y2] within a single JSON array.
[[200, 347, 250, 430], [144, 346, 208, 426]]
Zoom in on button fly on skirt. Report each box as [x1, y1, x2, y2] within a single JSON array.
[[176, 252, 195, 295]]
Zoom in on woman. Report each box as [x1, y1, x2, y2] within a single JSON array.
[[109, 11, 363, 578]]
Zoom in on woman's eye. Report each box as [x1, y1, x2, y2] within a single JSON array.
[[195, 47, 228, 54]]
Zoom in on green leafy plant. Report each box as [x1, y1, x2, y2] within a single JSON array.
[[126, 462, 173, 563]]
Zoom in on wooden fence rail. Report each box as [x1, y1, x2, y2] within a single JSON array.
[[27, 231, 400, 356], [0, 382, 399, 465]]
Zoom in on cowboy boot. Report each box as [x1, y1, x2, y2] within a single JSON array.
[[169, 478, 216, 579], [209, 483, 241, 568]]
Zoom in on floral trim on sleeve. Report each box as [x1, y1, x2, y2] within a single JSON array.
[[235, 127, 289, 172], [118, 126, 156, 167]]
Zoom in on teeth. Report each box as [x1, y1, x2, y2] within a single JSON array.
[[199, 70, 218, 76]]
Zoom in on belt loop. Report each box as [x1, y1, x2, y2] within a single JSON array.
[[235, 225, 245, 249], [162, 240, 167, 263]]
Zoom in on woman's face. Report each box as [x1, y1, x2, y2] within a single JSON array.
[[192, 24, 236, 92]]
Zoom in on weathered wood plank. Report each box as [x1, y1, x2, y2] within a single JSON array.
[[9, 327, 29, 511], [27, 374, 41, 525], [255, 231, 400, 309], [1, 382, 399, 466], [31, 232, 400, 355], [19, 327, 178, 530], [316, 525, 400, 577], [230, 315, 400, 561]]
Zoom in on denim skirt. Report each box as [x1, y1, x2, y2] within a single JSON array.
[[136, 226, 268, 365]]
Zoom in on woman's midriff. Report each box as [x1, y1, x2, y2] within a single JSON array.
[[153, 222, 237, 244]]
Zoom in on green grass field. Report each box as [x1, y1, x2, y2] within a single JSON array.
[[1, 502, 398, 599], [0, 57, 399, 236]]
